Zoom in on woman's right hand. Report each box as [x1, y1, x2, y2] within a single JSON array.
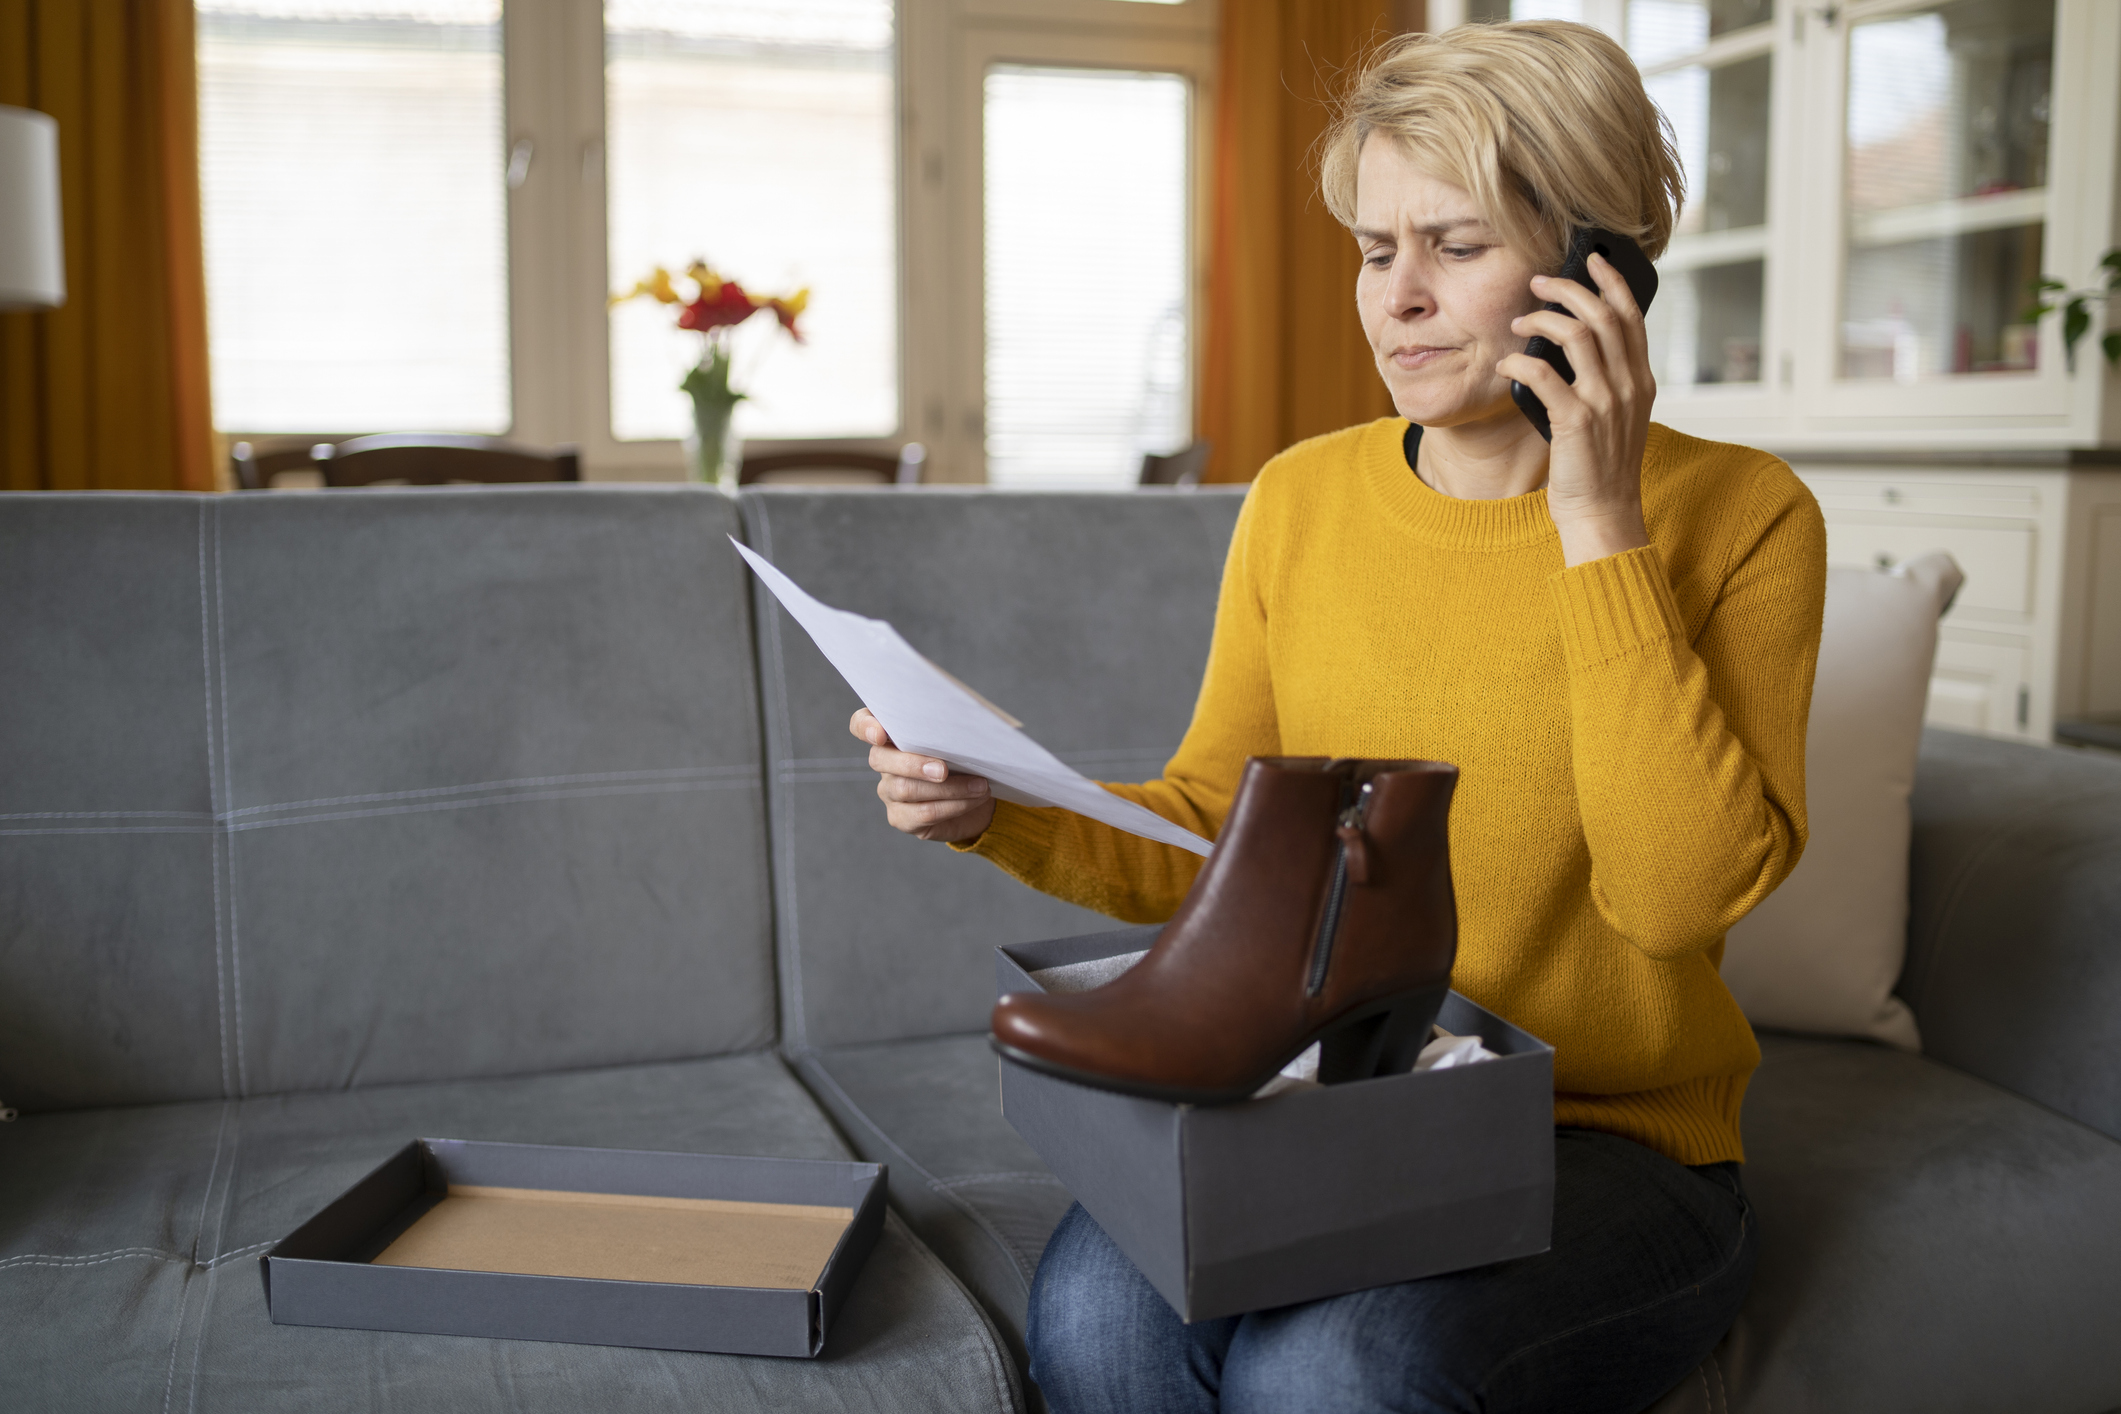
[[851, 707, 996, 844]]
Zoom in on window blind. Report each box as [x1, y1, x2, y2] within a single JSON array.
[[198, 0, 510, 433], [605, 0, 898, 443], [983, 66, 1190, 490]]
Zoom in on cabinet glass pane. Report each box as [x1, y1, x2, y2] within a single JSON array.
[[1839, 0, 2053, 381], [1466, 1, 1582, 23], [1643, 52, 1769, 389], [984, 67, 1189, 489], [1651, 53, 1770, 237], [1627, 0, 1772, 69], [1647, 259, 1763, 386], [606, 0, 898, 441]]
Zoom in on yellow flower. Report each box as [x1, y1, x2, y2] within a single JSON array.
[[607, 265, 684, 308]]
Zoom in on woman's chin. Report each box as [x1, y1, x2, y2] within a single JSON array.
[[1389, 381, 1520, 432]]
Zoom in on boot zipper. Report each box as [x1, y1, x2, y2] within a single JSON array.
[[1307, 781, 1372, 997]]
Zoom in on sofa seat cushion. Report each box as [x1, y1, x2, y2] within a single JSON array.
[[793, 1035, 1074, 1382], [2, 1052, 1021, 1414], [1724, 1034, 2121, 1413]]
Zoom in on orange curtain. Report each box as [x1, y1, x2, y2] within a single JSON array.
[[1199, 0, 1410, 484], [0, 0, 215, 492]]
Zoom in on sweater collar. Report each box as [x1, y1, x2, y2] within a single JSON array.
[[1363, 419, 1669, 552]]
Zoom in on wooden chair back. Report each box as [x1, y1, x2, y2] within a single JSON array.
[[738, 443, 926, 486], [1139, 441, 1211, 487]]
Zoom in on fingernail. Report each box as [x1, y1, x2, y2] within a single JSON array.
[[923, 762, 945, 781]]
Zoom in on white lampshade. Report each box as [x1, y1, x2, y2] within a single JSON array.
[[0, 104, 65, 311]]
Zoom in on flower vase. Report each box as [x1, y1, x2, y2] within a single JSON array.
[[682, 398, 743, 491], [679, 346, 746, 492]]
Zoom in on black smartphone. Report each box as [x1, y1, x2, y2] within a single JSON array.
[[1510, 228, 1660, 442]]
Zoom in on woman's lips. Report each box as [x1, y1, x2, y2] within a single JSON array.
[[1391, 346, 1457, 370]]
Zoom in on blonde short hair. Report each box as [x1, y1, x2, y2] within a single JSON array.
[[1319, 21, 1684, 271]]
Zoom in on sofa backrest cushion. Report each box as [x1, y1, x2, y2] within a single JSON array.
[[1902, 727, 2121, 1144], [740, 488, 1245, 1051], [1721, 552, 1961, 1051], [0, 488, 777, 1112]]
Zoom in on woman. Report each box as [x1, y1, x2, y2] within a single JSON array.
[[853, 20, 1824, 1413]]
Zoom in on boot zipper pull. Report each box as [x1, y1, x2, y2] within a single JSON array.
[[1337, 783, 1373, 884]]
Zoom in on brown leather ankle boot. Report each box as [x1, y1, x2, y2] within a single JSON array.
[[991, 756, 1458, 1104]]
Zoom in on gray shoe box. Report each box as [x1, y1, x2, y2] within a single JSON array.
[[995, 926, 1555, 1322], [262, 1139, 887, 1357]]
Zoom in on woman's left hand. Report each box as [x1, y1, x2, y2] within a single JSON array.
[[1495, 252, 1656, 567]]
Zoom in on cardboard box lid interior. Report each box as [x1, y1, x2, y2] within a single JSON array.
[[274, 1141, 883, 1295], [371, 1185, 855, 1290]]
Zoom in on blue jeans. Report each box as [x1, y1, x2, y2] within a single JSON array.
[[1026, 1128, 1755, 1414]]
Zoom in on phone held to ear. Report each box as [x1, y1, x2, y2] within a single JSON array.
[[1510, 228, 1660, 443]]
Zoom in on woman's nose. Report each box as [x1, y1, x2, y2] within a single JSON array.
[[1384, 256, 1432, 319]]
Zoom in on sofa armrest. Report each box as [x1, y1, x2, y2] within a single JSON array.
[[1901, 728, 2121, 1142]]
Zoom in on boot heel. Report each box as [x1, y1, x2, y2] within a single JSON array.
[[1316, 982, 1451, 1085]]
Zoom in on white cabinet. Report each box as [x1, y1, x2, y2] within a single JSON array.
[[1791, 457, 2121, 742], [1626, 0, 2121, 454]]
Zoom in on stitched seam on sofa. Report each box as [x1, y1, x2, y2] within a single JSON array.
[[797, 1054, 1040, 1295], [0, 1239, 290, 1275], [0, 824, 221, 836], [779, 765, 885, 785], [226, 778, 758, 831], [1707, 1350, 1729, 1413], [158, 1253, 191, 1414], [213, 509, 251, 1099], [1475, 1206, 1754, 1395], [750, 503, 809, 1049], [0, 771, 759, 837], [883, 1210, 1022, 1414], [200, 506, 234, 1101], [191, 1103, 232, 1266], [184, 1252, 223, 1413], [202, 1239, 276, 1268], [225, 766, 758, 817], [185, 1106, 245, 1414], [0, 1247, 182, 1269], [0, 810, 215, 820]]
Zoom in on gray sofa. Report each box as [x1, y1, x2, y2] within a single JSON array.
[[3, 485, 2116, 1414]]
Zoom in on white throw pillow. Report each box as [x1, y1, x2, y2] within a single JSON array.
[[1720, 552, 1963, 1052]]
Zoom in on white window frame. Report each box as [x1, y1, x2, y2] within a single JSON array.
[[919, 0, 1217, 483]]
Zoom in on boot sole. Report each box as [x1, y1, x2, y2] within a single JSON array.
[[990, 981, 1452, 1106]]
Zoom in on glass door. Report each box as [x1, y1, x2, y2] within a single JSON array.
[[1837, 0, 2053, 384], [1627, 0, 1780, 410], [1795, 0, 2072, 429]]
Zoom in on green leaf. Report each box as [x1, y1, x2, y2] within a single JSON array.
[[2032, 276, 2069, 293], [2104, 330, 2121, 370], [2063, 297, 2091, 372], [2021, 300, 2054, 322]]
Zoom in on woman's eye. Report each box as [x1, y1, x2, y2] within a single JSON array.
[[1442, 244, 1483, 260], [1364, 250, 1393, 269]]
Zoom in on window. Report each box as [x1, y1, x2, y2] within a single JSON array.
[[197, 0, 1216, 481], [198, 0, 511, 433], [604, 0, 898, 443], [982, 66, 1191, 488]]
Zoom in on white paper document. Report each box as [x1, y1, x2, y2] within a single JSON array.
[[733, 539, 1212, 856]]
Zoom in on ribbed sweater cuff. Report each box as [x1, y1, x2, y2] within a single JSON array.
[[1550, 545, 1687, 668], [948, 798, 1052, 866]]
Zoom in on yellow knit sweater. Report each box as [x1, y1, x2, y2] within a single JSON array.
[[961, 417, 1826, 1166]]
